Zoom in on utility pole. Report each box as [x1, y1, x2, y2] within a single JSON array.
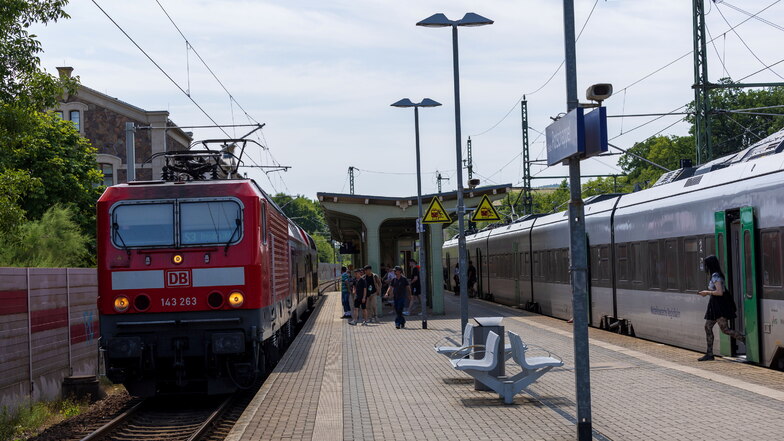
[[125, 122, 136, 182], [562, 1, 592, 439], [692, 0, 712, 164], [521, 98, 532, 215], [348, 166, 355, 195]]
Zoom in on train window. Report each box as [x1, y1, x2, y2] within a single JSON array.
[[744, 231, 753, 297], [648, 241, 660, 289], [631, 242, 645, 286], [261, 203, 267, 245], [761, 230, 782, 287], [617, 244, 628, 283], [705, 234, 715, 258], [599, 246, 610, 284], [684, 238, 701, 291], [180, 201, 243, 245], [590, 247, 599, 282], [112, 203, 174, 247], [533, 251, 540, 280], [665, 239, 679, 290]]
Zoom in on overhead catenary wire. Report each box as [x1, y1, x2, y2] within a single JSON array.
[[91, 0, 231, 138], [714, 2, 784, 80], [469, 0, 600, 137]]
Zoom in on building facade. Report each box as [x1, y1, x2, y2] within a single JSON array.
[[55, 66, 192, 184]]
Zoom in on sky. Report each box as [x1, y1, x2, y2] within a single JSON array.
[[32, 0, 784, 199]]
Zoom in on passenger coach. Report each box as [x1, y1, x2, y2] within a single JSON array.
[[445, 129, 784, 370]]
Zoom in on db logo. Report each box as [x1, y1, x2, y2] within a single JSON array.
[[166, 270, 191, 287]]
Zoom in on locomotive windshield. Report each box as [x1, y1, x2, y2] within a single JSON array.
[[180, 201, 242, 245], [111, 199, 243, 248], [112, 203, 175, 247]]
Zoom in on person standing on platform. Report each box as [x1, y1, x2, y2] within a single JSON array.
[[364, 265, 382, 323], [384, 265, 396, 305], [340, 267, 352, 318], [406, 259, 421, 316], [697, 255, 745, 361], [349, 268, 369, 326], [453, 263, 460, 295], [385, 266, 411, 329], [468, 261, 477, 298]]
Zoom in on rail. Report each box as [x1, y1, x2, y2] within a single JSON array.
[[318, 278, 340, 295]]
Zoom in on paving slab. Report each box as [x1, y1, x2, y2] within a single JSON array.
[[227, 292, 784, 441]]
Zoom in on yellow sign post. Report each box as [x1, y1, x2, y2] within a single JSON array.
[[422, 197, 452, 224], [470, 194, 501, 222]]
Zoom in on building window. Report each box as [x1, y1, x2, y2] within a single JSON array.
[[96, 154, 121, 186], [69, 110, 80, 131], [99, 163, 114, 186]]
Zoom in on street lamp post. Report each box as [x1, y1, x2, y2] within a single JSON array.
[[391, 98, 442, 329], [417, 12, 493, 337]]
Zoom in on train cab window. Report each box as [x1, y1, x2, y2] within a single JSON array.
[[180, 200, 242, 245], [761, 230, 782, 287], [112, 203, 174, 247]]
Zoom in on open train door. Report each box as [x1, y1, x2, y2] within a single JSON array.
[[715, 208, 760, 362]]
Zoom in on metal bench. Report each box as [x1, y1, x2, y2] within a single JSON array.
[[451, 331, 563, 404]]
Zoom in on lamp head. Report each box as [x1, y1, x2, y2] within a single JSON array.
[[457, 12, 494, 27], [391, 98, 416, 108], [417, 13, 454, 27], [418, 98, 442, 107]]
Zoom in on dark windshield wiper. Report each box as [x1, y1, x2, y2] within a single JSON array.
[[224, 218, 241, 255], [112, 222, 132, 258]]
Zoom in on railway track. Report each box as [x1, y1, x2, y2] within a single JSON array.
[[79, 395, 232, 441]]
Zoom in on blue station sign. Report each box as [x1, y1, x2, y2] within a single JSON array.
[[546, 107, 584, 166], [545, 107, 608, 166]]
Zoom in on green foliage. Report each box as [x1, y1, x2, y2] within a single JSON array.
[[0, 0, 75, 109], [617, 135, 695, 190], [0, 205, 90, 267], [0, 109, 103, 233], [0, 168, 39, 234], [532, 180, 571, 213], [0, 396, 89, 441], [313, 233, 336, 263], [271, 193, 328, 236], [687, 78, 784, 160]]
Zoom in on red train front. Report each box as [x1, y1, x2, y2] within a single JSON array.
[[97, 167, 318, 396]]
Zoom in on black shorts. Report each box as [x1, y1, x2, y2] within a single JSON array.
[[354, 297, 366, 309]]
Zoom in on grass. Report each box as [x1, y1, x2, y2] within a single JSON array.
[[0, 397, 90, 441]]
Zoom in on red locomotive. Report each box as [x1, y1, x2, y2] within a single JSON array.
[[97, 143, 318, 396]]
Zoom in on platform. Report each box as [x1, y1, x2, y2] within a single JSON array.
[[226, 292, 784, 441]]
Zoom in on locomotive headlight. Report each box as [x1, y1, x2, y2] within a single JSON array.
[[114, 296, 130, 312], [228, 291, 244, 308], [172, 254, 183, 264]]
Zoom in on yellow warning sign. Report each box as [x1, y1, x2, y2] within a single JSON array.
[[422, 197, 452, 224], [470, 195, 501, 222]]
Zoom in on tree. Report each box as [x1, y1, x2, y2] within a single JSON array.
[[271, 194, 329, 237], [0, 0, 100, 266], [618, 135, 695, 190], [687, 78, 784, 160]]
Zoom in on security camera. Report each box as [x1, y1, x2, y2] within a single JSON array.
[[586, 83, 613, 103]]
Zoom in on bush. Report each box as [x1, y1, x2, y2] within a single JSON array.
[[0, 204, 89, 267]]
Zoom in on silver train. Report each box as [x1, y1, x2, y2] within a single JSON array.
[[444, 129, 784, 370]]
